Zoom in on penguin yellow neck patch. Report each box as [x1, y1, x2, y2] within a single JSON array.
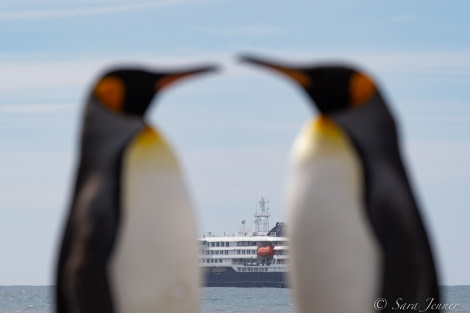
[[94, 76, 125, 113], [311, 116, 344, 140], [126, 126, 180, 172], [135, 126, 162, 146], [349, 72, 375, 107], [292, 116, 353, 165]]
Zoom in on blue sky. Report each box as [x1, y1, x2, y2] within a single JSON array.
[[0, 0, 469, 286]]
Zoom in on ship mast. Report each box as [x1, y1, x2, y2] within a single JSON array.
[[254, 197, 271, 235]]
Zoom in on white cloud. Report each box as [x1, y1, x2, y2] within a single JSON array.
[[235, 48, 470, 76], [0, 104, 77, 114], [0, 53, 227, 91], [405, 140, 470, 182], [0, 0, 200, 20], [1, 48, 470, 92], [0, 151, 75, 209]]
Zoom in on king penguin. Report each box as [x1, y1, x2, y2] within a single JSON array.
[[240, 55, 440, 313], [56, 65, 217, 313]]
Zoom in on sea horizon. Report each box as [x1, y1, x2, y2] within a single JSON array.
[[1, 285, 469, 313]]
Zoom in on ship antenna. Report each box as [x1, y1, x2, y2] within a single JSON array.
[[255, 196, 271, 235]]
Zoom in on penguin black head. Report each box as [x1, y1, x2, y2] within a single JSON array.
[[239, 54, 377, 115], [92, 65, 218, 117]]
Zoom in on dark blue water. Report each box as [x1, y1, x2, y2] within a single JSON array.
[[0, 286, 468, 313]]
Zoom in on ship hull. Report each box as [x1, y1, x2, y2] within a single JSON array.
[[203, 267, 288, 288]]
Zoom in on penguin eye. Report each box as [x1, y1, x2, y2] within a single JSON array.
[[349, 72, 376, 107], [93, 76, 125, 113]]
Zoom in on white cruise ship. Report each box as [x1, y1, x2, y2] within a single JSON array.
[[199, 197, 289, 288]]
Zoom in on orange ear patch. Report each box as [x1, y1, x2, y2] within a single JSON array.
[[93, 76, 125, 113], [349, 72, 376, 107]]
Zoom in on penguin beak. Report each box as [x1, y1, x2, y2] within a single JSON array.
[[155, 65, 218, 91], [239, 54, 312, 87]]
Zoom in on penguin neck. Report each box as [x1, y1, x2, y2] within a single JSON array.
[[292, 116, 355, 166], [79, 99, 145, 167], [332, 94, 402, 165]]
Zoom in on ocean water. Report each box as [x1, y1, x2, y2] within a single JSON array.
[[0, 285, 468, 313]]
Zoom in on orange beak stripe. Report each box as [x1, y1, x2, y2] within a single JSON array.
[[155, 73, 194, 91]]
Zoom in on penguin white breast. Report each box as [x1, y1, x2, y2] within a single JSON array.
[[109, 126, 199, 313], [286, 117, 381, 313]]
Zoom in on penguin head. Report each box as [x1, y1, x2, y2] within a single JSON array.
[[239, 54, 377, 115], [92, 66, 217, 117]]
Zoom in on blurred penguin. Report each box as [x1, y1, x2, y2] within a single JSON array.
[[240, 54, 439, 313], [56, 65, 217, 313]]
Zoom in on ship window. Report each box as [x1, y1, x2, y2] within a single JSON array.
[[216, 242, 220, 247], [225, 242, 229, 247]]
